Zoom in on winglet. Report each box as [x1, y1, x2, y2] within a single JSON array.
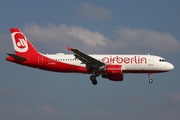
[[67, 46, 72, 51]]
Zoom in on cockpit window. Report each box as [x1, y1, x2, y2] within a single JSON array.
[[159, 59, 166, 62]]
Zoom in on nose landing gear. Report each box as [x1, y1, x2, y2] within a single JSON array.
[[148, 73, 153, 83]]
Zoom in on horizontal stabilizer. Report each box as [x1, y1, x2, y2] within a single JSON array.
[[7, 53, 28, 61]]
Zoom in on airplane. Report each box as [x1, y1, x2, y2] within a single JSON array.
[[6, 28, 174, 85]]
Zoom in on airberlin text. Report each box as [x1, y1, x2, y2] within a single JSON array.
[[102, 56, 147, 64]]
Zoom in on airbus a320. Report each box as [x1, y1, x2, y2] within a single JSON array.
[[6, 28, 174, 85]]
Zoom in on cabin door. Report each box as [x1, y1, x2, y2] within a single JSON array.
[[148, 56, 154, 66], [38, 55, 43, 65]]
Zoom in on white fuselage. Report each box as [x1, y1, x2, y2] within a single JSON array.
[[43, 53, 174, 73]]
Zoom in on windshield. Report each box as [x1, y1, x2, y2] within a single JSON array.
[[159, 59, 166, 62]]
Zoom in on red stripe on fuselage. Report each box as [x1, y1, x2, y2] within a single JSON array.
[[6, 55, 91, 73]]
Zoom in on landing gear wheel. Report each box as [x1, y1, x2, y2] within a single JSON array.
[[149, 79, 153, 83], [90, 75, 98, 85], [92, 80, 97, 85], [90, 75, 96, 81]]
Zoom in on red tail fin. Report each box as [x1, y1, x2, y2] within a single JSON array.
[[10, 28, 39, 57]]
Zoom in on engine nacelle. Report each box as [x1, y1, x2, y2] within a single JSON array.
[[99, 65, 123, 81], [99, 65, 122, 75]]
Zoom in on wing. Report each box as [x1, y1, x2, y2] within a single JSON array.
[[67, 46, 105, 68]]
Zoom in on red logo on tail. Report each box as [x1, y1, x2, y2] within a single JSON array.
[[11, 32, 28, 53]]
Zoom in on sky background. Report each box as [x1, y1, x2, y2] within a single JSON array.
[[0, 0, 180, 120]]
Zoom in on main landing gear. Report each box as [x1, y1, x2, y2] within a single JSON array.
[[148, 73, 153, 83], [90, 75, 98, 85]]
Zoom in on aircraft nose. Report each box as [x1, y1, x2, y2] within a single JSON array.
[[168, 63, 174, 70]]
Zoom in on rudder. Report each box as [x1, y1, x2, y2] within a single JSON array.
[[10, 28, 39, 57]]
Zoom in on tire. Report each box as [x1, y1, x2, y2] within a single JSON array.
[[90, 75, 96, 81], [149, 79, 153, 83], [92, 80, 97, 85]]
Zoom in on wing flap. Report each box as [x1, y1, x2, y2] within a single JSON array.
[[68, 47, 105, 68]]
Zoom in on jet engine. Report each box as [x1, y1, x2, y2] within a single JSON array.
[[99, 65, 123, 81]]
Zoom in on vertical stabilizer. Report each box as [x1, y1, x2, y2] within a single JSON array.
[[10, 28, 39, 57]]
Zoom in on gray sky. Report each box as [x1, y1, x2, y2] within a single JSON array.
[[0, 0, 180, 120]]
